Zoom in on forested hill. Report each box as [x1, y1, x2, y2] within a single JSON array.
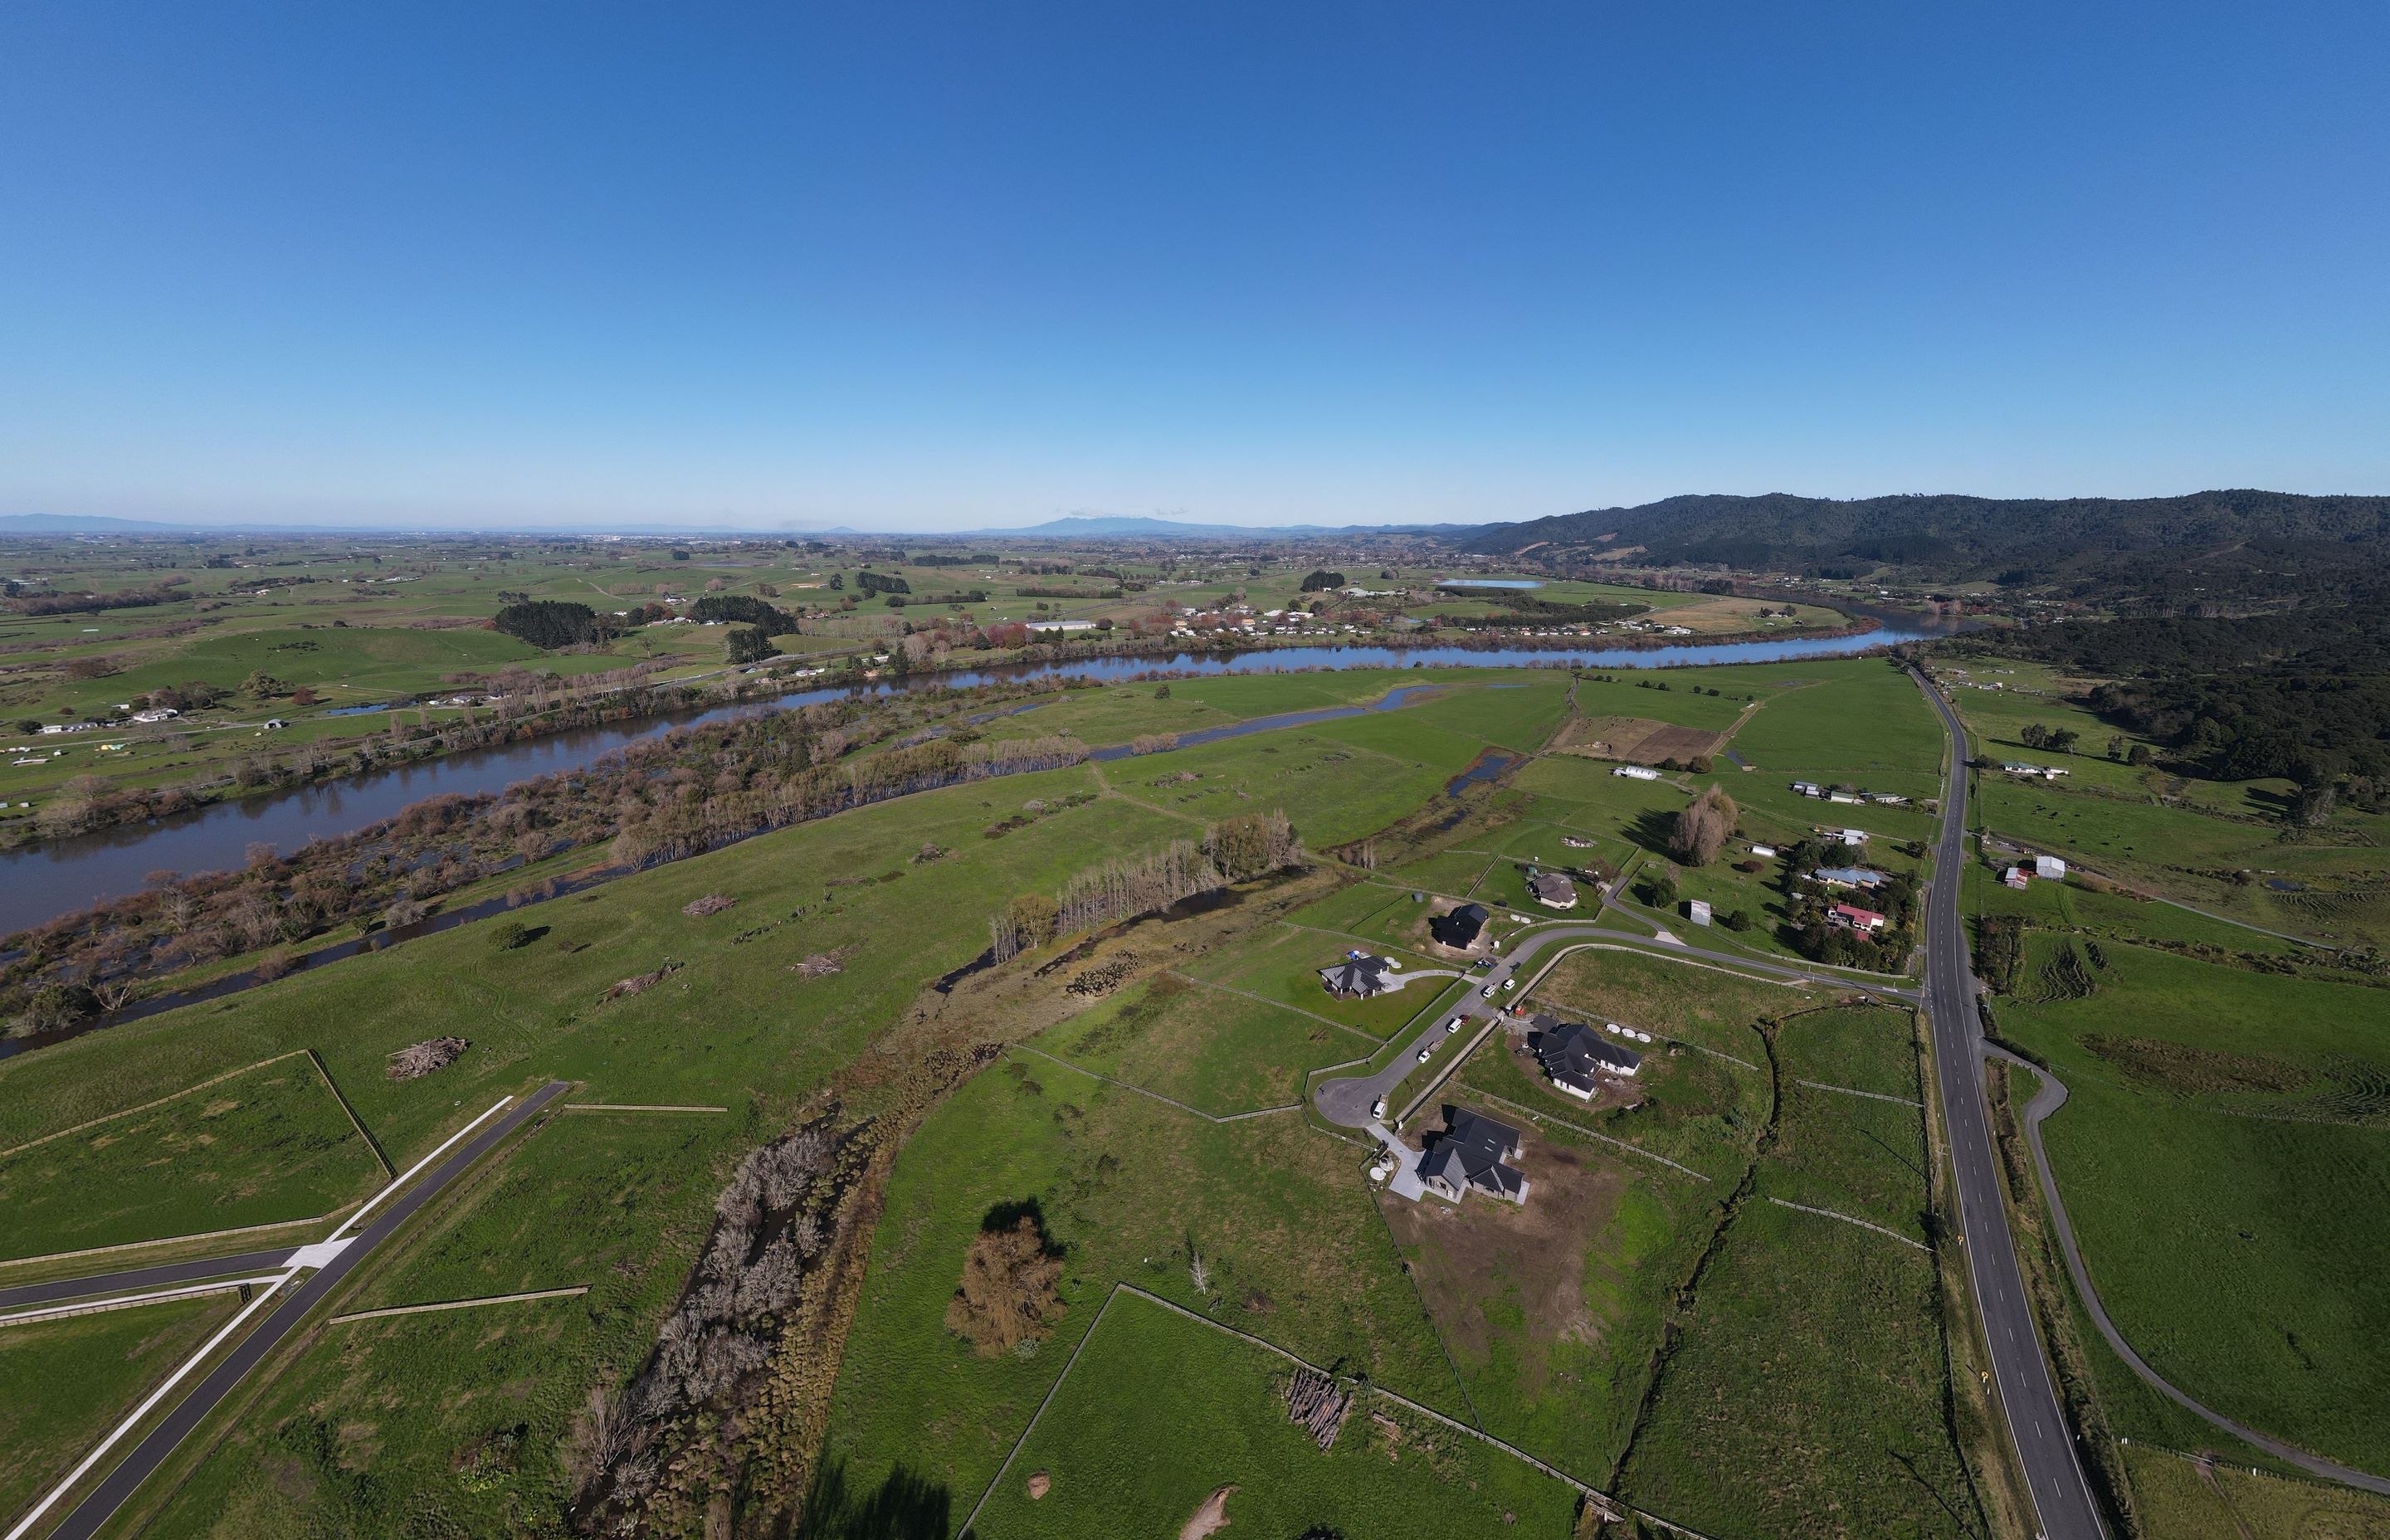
[[1460, 490, 2390, 597], [1941, 590, 2390, 785]]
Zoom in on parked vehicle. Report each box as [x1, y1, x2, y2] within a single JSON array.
[[1370, 1095, 1387, 1119], [1416, 1046, 1432, 1063], [1446, 1016, 1464, 1034]]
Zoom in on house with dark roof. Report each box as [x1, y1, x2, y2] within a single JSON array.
[[1428, 902, 1489, 948], [1318, 954, 1398, 997], [1524, 870, 1578, 909], [1530, 1016, 1643, 1100], [1417, 1108, 1529, 1203]]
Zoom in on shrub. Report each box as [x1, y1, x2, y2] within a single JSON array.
[[945, 1216, 1066, 1356]]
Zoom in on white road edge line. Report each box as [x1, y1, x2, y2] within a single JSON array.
[[0, 1275, 286, 1330], [2, 1094, 515, 1540]]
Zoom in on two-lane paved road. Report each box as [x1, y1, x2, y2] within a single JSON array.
[[0, 1249, 300, 1313], [32, 1080, 569, 1540], [1911, 668, 2108, 1540]]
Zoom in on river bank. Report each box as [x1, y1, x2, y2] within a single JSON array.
[[0, 618, 1963, 945]]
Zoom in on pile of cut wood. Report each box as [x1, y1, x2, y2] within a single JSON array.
[[683, 894, 735, 918], [387, 1037, 468, 1080], [1283, 1367, 1352, 1450]]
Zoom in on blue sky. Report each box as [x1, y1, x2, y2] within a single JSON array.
[[2, 2, 2384, 531]]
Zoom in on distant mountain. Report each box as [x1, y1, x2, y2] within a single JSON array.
[[1459, 490, 2390, 599], [946, 514, 1475, 540], [0, 513, 211, 534]]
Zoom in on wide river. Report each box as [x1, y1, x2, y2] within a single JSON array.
[[0, 626, 1946, 937]]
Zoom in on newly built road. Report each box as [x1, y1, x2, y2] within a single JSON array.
[[1314, 913, 1914, 1130], [1912, 668, 2108, 1540], [0, 1248, 300, 1312], [37, 1080, 569, 1540]]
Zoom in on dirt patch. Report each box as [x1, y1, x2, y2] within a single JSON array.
[[1382, 1133, 1626, 1381], [1026, 1471, 1051, 1500], [1179, 1484, 1238, 1540], [1551, 714, 1728, 766]]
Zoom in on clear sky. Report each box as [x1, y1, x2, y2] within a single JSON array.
[[3, 2, 2385, 532]]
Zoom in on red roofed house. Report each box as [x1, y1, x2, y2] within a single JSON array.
[[1829, 903, 1887, 933]]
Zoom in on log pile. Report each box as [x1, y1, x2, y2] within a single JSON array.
[[1283, 1367, 1353, 1450], [683, 894, 735, 918], [387, 1036, 468, 1080], [599, 960, 682, 1003]]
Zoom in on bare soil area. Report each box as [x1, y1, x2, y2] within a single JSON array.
[[1381, 1132, 1626, 1385], [1551, 714, 1728, 766]]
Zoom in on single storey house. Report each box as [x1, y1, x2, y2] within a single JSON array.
[[1429, 902, 1489, 948], [1810, 866, 1885, 889], [1829, 903, 1888, 933], [2003, 865, 2032, 889], [1532, 1016, 1644, 1099], [1417, 1107, 1529, 1204], [1319, 954, 1399, 997], [1525, 870, 1578, 909]]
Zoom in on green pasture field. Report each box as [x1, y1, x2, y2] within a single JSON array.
[[1187, 919, 1456, 1040], [1618, 1196, 1974, 1540], [341, 1110, 724, 1311], [1529, 945, 1821, 1060], [144, 1253, 679, 1540], [2118, 1444, 2390, 1539], [1975, 772, 2390, 945], [1560, 673, 1751, 732], [1459, 986, 1770, 1186], [820, 1055, 1465, 1515], [0, 1294, 235, 1523], [1038, 972, 1371, 1114], [1759, 1010, 1933, 1242], [0, 762, 1188, 1180], [1963, 860, 2319, 958], [1990, 939, 2390, 1471], [965, 1290, 1583, 1539], [0, 1051, 384, 1260]]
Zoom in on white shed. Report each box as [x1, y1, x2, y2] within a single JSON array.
[[2035, 855, 2068, 880]]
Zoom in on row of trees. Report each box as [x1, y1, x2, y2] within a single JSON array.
[[988, 811, 1305, 962]]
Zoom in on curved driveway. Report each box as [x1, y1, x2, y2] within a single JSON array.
[[1313, 912, 1913, 1131]]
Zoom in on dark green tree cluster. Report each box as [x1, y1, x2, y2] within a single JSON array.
[[725, 627, 775, 665], [493, 600, 614, 650], [690, 594, 797, 632], [854, 571, 910, 596], [1298, 570, 1345, 592]]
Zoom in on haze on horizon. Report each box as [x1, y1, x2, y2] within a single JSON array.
[[2, 2, 2385, 535]]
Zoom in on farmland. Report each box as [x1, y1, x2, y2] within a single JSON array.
[[19, 636, 2370, 1540]]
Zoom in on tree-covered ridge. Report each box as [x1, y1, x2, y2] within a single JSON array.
[[1941, 592, 2390, 786], [1461, 489, 2390, 598]]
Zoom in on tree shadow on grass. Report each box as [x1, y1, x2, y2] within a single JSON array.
[[797, 1457, 952, 1540], [1624, 809, 1680, 857]]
